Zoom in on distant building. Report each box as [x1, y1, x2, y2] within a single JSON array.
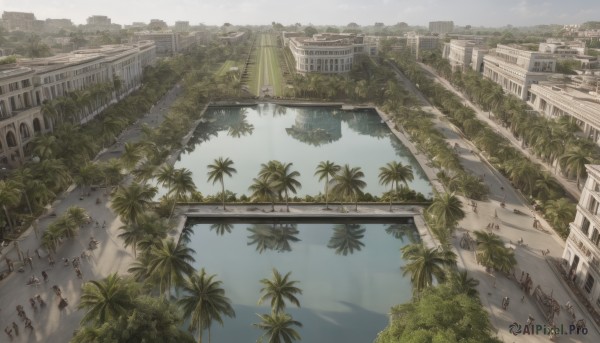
[[562, 164, 600, 313], [125, 22, 147, 30], [482, 44, 557, 100], [133, 31, 199, 57], [174, 21, 190, 32], [1, 11, 42, 32], [148, 19, 168, 31], [87, 15, 111, 26], [83, 15, 120, 32], [281, 32, 305, 46], [288, 33, 373, 74], [428, 21, 454, 35], [527, 74, 600, 144], [44, 18, 75, 33], [0, 41, 155, 167], [406, 33, 438, 59]]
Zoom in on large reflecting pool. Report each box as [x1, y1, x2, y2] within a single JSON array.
[[174, 104, 432, 198], [185, 219, 419, 343]]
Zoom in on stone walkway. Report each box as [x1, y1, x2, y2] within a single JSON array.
[[385, 64, 599, 342], [0, 84, 183, 343]]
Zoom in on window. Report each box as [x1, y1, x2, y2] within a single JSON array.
[[582, 218, 591, 235], [589, 197, 599, 213], [592, 229, 600, 246], [584, 274, 594, 294]]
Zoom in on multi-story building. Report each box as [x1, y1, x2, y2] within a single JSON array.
[[482, 44, 557, 100], [174, 21, 190, 32], [83, 15, 120, 32], [471, 47, 488, 72], [0, 41, 156, 167], [44, 18, 75, 33], [148, 19, 168, 31], [133, 31, 179, 57], [406, 33, 438, 59], [562, 164, 600, 313], [445, 40, 478, 72], [527, 75, 600, 144], [288, 33, 373, 74], [1, 11, 43, 32], [428, 21, 454, 35], [218, 31, 247, 44]]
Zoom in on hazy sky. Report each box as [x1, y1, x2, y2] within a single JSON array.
[[1, 0, 598, 27]]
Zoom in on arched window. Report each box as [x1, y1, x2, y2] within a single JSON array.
[[6, 131, 17, 147], [19, 123, 31, 140], [33, 118, 42, 133]]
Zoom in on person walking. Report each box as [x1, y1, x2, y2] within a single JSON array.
[[4, 326, 13, 340], [12, 322, 18, 336], [24, 318, 33, 331], [42, 270, 48, 282]]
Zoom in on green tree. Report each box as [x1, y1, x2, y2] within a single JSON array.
[[375, 285, 501, 343], [168, 168, 197, 217], [426, 192, 465, 235], [0, 179, 22, 233], [330, 164, 366, 212], [271, 162, 301, 212], [447, 270, 479, 297], [314, 161, 341, 210], [258, 268, 302, 314], [401, 244, 457, 295], [544, 198, 576, 237], [473, 230, 517, 273], [560, 146, 592, 189], [147, 238, 196, 297], [78, 274, 139, 325], [248, 178, 276, 211], [378, 161, 414, 211], [118, 212, 170, 258], [254, 312, 302, 343], [207, 157, 237, 210], [111, 183, 158, 224], [178, 269, 236, 343]]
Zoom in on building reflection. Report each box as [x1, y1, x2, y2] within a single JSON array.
[[286, 108, 342, 146]]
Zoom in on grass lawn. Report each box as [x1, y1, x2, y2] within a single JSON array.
[[216, 60, 240, 77], [249, 33, 285, 96]]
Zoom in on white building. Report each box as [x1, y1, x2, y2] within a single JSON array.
[[406, 33, 438, 59], [445, 40, 478, 72], [0, 41, 156, 167], [288, 33, 373, 74], [527, 75, 600, 144], [562, 164, 600, 313], [482, 44, 557, 100]]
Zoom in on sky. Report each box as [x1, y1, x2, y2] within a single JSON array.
[[0, 0, 598, 27]]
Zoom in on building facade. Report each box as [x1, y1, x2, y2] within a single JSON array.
[[562, 164, 600, 313], [132, 31, 198, 57], [527, 76, 600, 144], [482, 44, 557, 100], [288, 33, 372, 74], [0, 41, 156, 167], [446, 40, 477, 71], [406, 34, 438, 59], [1, 11, 43, 32], [428, 21, 454, 35]]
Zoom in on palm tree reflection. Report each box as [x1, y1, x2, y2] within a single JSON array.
[[327, 224, 366, 256], [247, 223, 301, 253], [385, 224, 419, 243], [210, 223, 234, 236]]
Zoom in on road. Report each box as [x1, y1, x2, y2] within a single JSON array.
[[386, 61, 599, 342], [250, 33, 284, 97]]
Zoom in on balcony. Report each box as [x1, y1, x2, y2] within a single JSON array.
[[569, 222, 600, 275]]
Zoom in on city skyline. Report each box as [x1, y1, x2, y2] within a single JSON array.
[[0, 0, 598, 28]]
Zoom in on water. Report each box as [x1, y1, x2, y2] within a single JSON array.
[[185, 220, 419, 343], [173, 104, 432, 199]]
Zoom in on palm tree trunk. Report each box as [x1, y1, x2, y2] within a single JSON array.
[[355, 195, 358, 212], [389, 184, 394, 212], [23, 191, 33, 215], [325, 176, 329, 210], [3, 205, 14, 231], [221, 180, 226, 210], [285, 189, 289, 212]]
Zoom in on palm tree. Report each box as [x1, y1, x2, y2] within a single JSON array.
[[178, 269, 236, 343], [0, 179, 22, 233], [78, 273, 138, 325], [254, 312, 302, 343], [118, 212, 170, 258], [132, 161, 158, 185], [65, 206, 90, 227], [378, 161, 414, 211], [101, 158, 124, 191], [327, 224, 366, 255], [147, 238, 196, 297], [168, 168, 197, 217], [258, 268, 302, 314], [271, 162, 301, 212], [330, 164, 366, 212], [560, 146, 592, 189], [120, 142, 142, 170], [314, 161, 340, 210], [447, 270, 479, 297], [207, 157, 236, 210], [473, 231, 516, 273], [401, 243, 457, 294], [248, 178, 276, 211], [155, 164, 176, 194], [111, 183, 157, 224], [544, 198, 576, 236], [427, 192, 465, 234]]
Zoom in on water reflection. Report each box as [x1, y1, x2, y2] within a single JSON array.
[[247, 223, 301, 253], [286, 108, 342, 146], [327, 224, 366, 256], [210, 223, 234, 236], [341, 111, 389, 138], [385, 224, 420, 243]]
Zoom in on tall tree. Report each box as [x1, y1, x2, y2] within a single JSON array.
[[271, 162, 301, 212], [178, 269, 236, 343], [314, 161, 340, 210], [207, 157, 236, 210], [330, 164, 366, 212], [78, 274, 138, 325], [254, 312, 302, 343], [426, 192, 465, 234], [378, 161, 414, 211], [147, 238, 196, 297], [111, 183, 158, 224], [401, 244, 457, 294]]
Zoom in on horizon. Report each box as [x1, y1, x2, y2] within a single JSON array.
[[0, 0, 598, 28]]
